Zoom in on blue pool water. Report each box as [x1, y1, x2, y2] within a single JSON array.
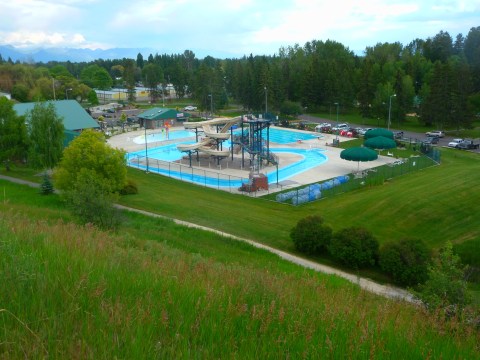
[[128, 144, 327, 187], [134, 127, 319, 145], [134, 129, 196, 144], [128, 127, 327, 188]]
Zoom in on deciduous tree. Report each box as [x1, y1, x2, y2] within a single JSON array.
[[54, 129, 126, 193], [27, 101, 64, 170]]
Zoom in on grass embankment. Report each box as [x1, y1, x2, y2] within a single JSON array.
[[1, 183, 479, 358], [115, 147, 480, 254]]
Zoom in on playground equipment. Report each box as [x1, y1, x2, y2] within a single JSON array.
[[177, 116, 241, 166]]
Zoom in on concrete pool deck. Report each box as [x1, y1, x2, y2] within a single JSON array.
[[107, 125, 398, 192]]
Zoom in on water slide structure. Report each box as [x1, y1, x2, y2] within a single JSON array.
[[177, 116, 242, 164]]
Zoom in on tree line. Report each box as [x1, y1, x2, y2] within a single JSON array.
[[1, 27, 479, 130]]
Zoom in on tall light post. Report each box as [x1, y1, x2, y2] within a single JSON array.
[[264, 86, 267, 120], [208, 94, 213, 118], [144, 119, 149, 173], [65, 88, 72, 100], [334, 102, 339, 142], [388, 94, 396, 130]]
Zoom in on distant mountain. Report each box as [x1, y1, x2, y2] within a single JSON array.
[[0, 45, 243, 63], [0, 45, 154, 63]]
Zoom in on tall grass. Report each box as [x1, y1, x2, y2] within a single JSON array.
[[1, 207, 479, 358]]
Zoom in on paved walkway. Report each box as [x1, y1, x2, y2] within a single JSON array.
[[1, 174, 416, 303]]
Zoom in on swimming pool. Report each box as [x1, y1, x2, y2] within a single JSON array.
[[128, 144, 328, 188], [133, 129, 196, 144], [133, 127, 319, 145]]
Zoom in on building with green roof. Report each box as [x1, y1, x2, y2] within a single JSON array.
[[137, 107, 190, 129], [13, 100, 99, 146]]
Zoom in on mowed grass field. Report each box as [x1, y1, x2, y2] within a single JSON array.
[[1, 181, 479, 358], [118, 147, 480, 255]]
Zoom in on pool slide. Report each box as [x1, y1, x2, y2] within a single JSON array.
[[177, 116, 241, 157]]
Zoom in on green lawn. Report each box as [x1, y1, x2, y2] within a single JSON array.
[[118, 147, 479, 253], [1, 181, 479, 358]]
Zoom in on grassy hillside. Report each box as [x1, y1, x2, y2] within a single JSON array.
[[116, 147, 480, 255], [1, 183, 479, 358]]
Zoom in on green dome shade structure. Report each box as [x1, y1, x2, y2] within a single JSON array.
[[340, 146, 379, 162], [364, 136, 397, 150], [340, 146, 378, 171], [364, 128, 394, 139]]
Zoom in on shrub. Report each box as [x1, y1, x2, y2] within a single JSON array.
[[415, 242, 472, 317], [290, 215, 332, 255], [120, 179, 138, 195], [63, 169, 123, 230], [40, 172, 54, 195], [329, 227, 379, 269], [379, 238, 430, 286]]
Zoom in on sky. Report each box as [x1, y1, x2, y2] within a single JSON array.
[[0, 0, 479, 58]]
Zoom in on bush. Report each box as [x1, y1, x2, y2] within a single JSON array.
[[379, 238, 430, 286], [120, 179, 138, 195], [63, 169, 123, 230], [329, 227, 379, 269], [416, 242, 472, 317], [40, 172, 54, 195], [290, 215, 332, 255]]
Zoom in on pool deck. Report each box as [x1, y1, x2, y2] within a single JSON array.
[[107, 125, 398, 192]]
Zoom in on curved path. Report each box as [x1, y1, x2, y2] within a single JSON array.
[[0, 174, 415, 303], [116, 204, 416, 303]]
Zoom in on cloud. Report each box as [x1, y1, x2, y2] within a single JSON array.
[[0, 0, 478, 57]]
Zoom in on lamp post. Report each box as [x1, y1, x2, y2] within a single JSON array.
[[334, 102, 339, 141], [208, 94, 213, 118], [65, 88, 72, 100], [264, 86, 267, 120], [388, 94, 396, 130], [144, 119, 149, 173]]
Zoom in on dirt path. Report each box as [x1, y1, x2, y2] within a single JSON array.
[[116, 204, 416, 303], [1, 174, 415, 303]]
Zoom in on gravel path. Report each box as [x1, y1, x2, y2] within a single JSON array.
[[1, 174, 416, 303]]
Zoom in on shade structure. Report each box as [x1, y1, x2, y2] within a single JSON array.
[[364, 136, 397, 150], [340, 146, 378, 162], [364, 128, 394, 139], [340, 146, 378, 171]]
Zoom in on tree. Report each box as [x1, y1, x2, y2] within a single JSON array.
[[142, 63, 163, 102], [290, 215, 332, 255], [63, 168, 123, 230], [0, 97, 28, 169], [415, 242, 471, 316], [329, 227, 379, 269], [379, 238, 430, 286], [27, 102, 65, 170], [54, 129, 127, 194]]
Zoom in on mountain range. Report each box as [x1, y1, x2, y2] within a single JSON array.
[[0, 45, 247, 63], [0, 45, 158, 63]]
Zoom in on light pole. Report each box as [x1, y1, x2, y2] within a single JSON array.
[[334, 102, 339, 142], [144, 119, 149, 173], [208, 94, 213, 118], [388, 94, 396, 130], [264, 86, 267, 120], [65, 88, 72, 100]]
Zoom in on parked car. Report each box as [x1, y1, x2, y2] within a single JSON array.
[[426, 130, 445, 138], [315, 123, 331, 132], [456, 139, 480, 150], [357, 128, 373, 136], [332, 123, 349, 131], [183, 105, 197, 111], [423, 136, 439, 144], [448, 138, 464, 147]]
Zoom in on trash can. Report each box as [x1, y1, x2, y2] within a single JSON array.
[[333, 139, 340, 147]]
